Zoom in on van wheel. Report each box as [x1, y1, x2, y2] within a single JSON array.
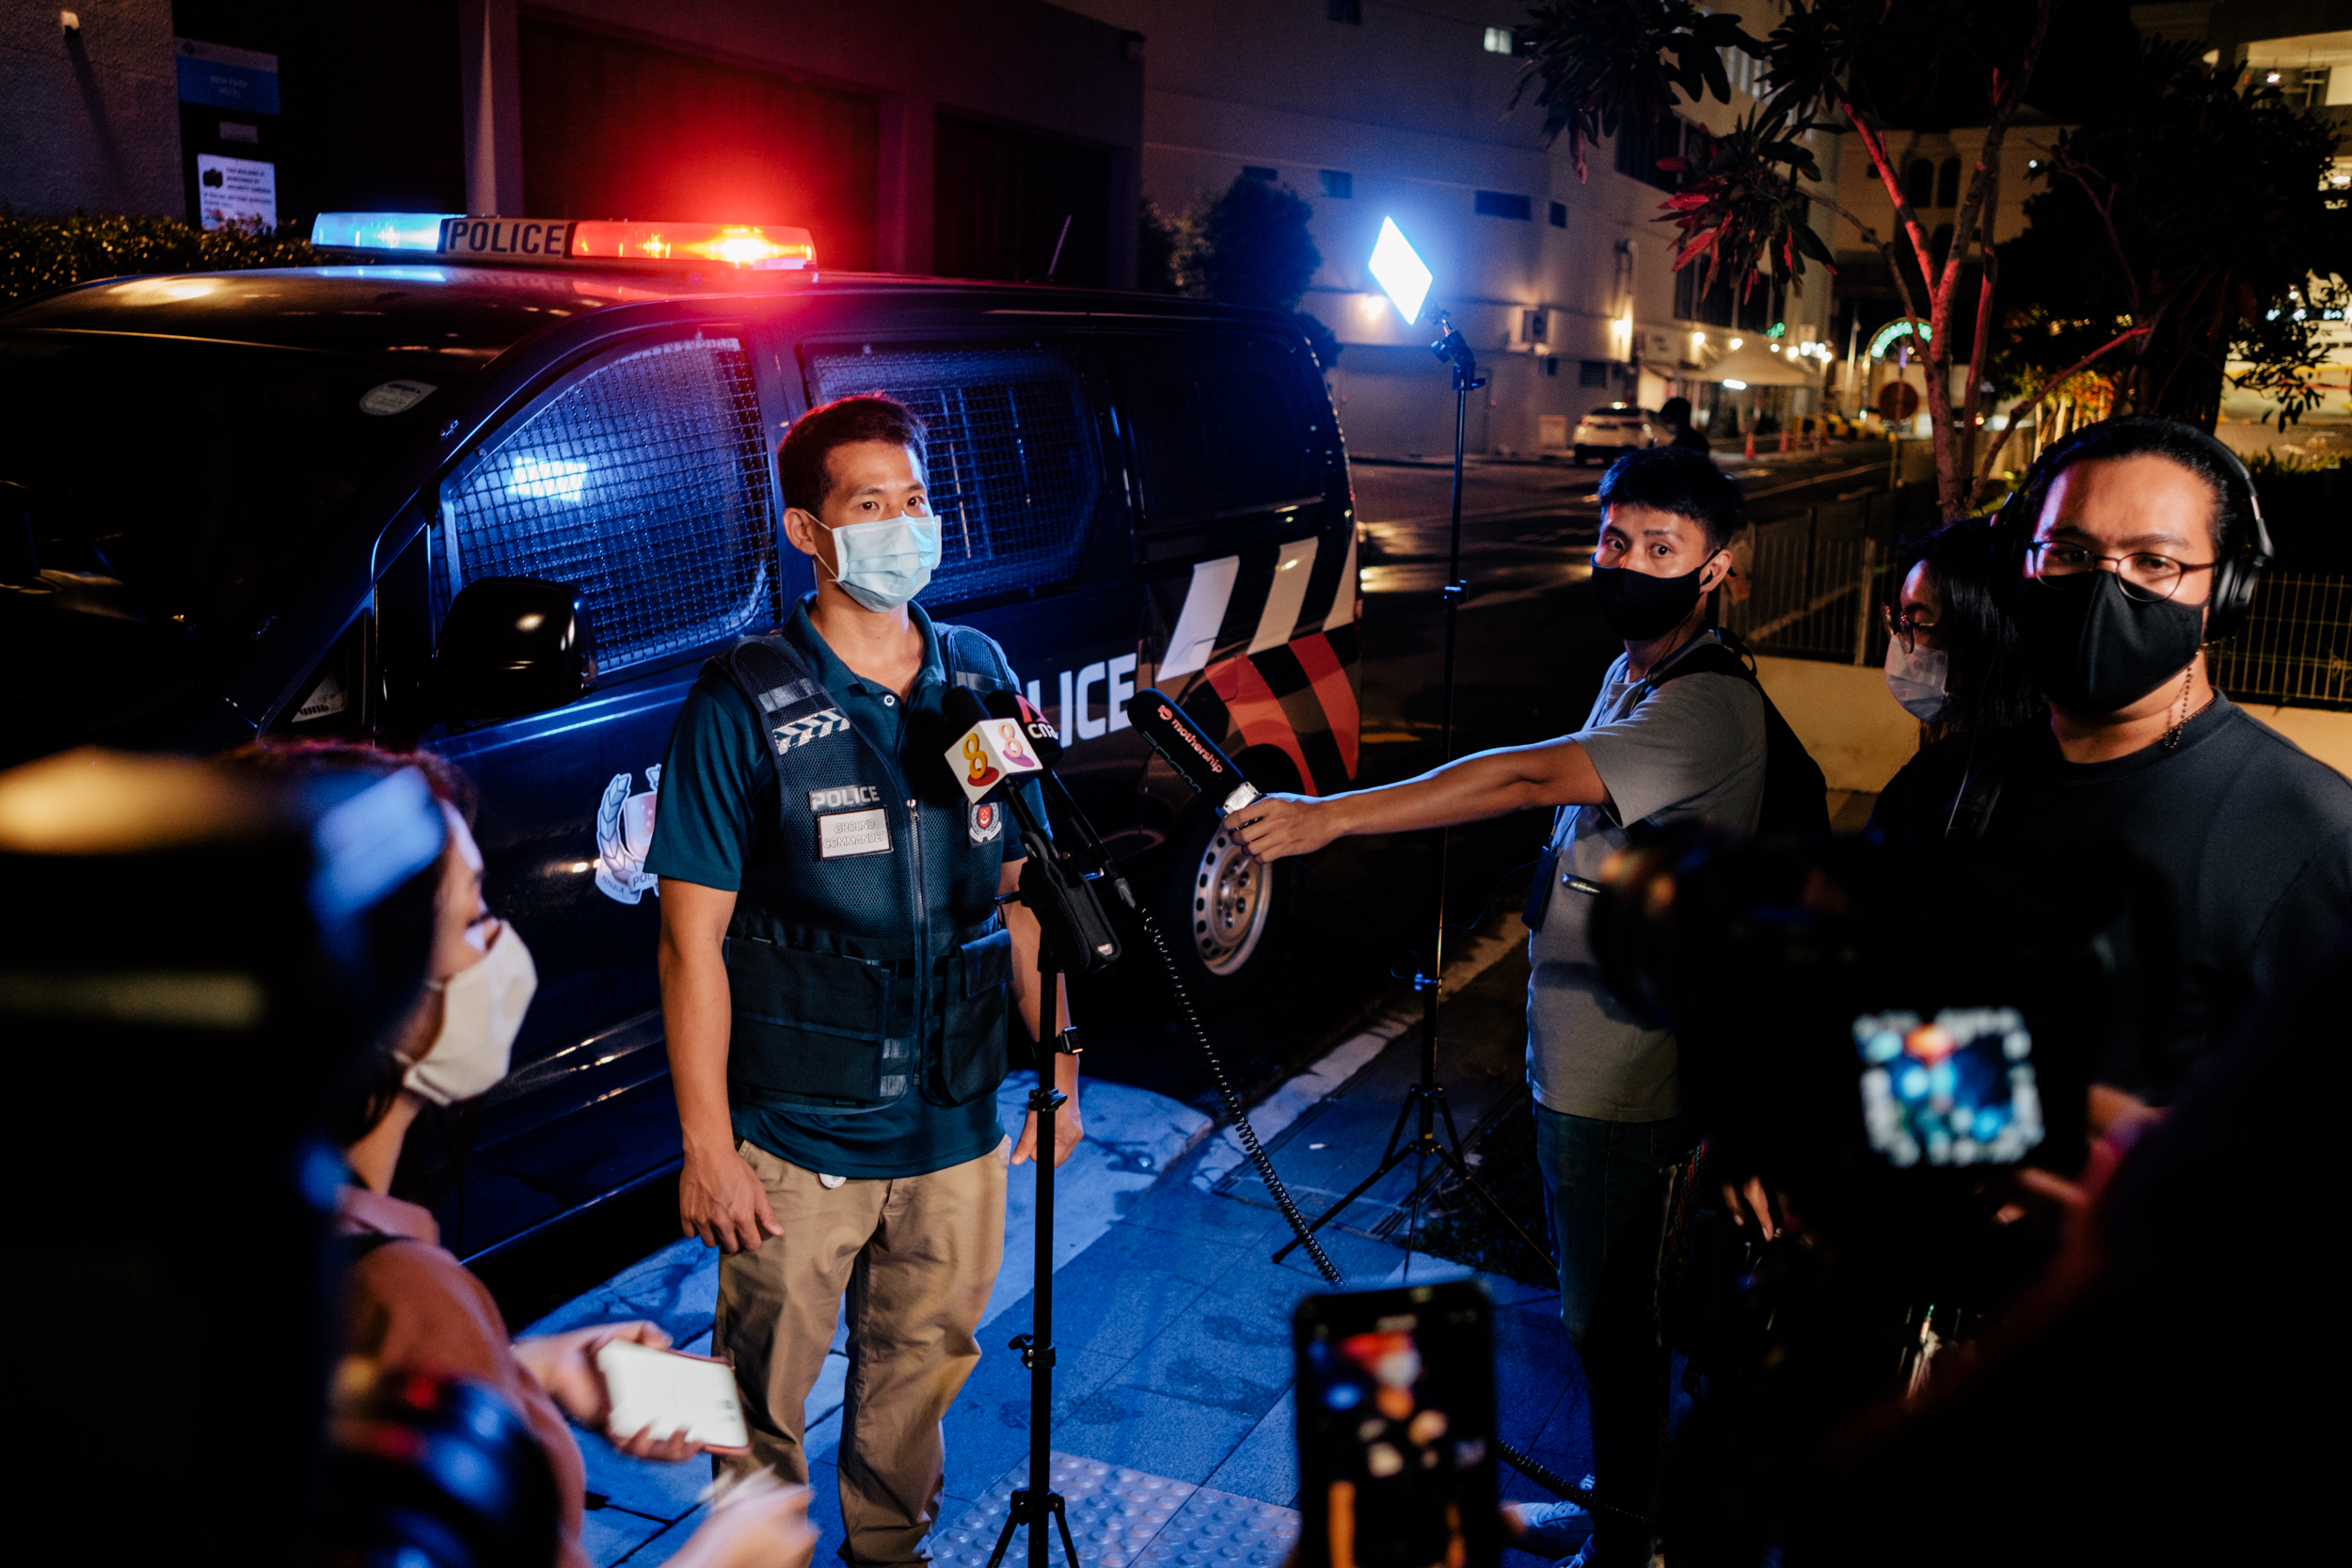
[[1571, 447, 1589, 467], [1155, 806, 1279, 998]]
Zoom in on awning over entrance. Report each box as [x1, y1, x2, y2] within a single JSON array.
[[1689, 343, 1819, 388]]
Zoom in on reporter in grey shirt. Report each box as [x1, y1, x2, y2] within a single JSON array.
[[1236, 448, 1762, 1568]]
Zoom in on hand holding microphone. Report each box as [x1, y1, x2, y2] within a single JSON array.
[[1226, 794, 1341, 863], [1121, 687, 1331, 863]]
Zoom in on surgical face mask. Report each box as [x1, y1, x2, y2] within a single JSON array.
[[1590, 562, 1708, 641], [2012, 569, 2203, 716], [405, 922, 537, 1106], [822, 513, 943, 612], [1883, 638, 1953, 722]]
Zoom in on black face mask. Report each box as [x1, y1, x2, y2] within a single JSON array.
[[1591, 562, 1708, 641], [2012, 569, 2204, 716]]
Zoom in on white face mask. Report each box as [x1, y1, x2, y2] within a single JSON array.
[[822, 513, 943, 612], [1884, 638, 1954, 723], [405, 921, 538, 1105]]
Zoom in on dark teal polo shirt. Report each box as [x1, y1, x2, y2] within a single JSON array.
[[645, 595, 1029, 1178]]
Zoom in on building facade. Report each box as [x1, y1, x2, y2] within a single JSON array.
[[1061, 0, 1841, 458], [5, 0, 1147, 292]]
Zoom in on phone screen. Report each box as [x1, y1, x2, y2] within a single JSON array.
[[596, 1340, 751, 1452], [1854, 1006, 2044, 1167], [1295, 1283, 1499, 1568]]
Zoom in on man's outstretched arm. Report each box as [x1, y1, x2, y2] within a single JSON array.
[[1232, 736, 1609, 863]]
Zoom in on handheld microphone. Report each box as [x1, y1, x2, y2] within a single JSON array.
[[942, 687, 1045, 806], [1120, 689, 1263, 818]]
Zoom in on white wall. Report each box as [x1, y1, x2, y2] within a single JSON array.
[[1, 0, 183, 217]]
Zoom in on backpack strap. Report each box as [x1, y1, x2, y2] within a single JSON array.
[[1637, 629, 1758, 696], [710, 634, 848, 808], [934, 623, 1019, 697]]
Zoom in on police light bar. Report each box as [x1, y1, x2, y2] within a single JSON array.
[[310, 213, 816, 272], [310, 212, 459, 251], [568, 221, 814, 267]]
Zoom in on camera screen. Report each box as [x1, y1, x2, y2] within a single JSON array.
[[1302, 1307, 1494, 1568], [1854, 1006, 2044, 1167]]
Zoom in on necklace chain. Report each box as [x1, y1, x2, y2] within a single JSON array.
[[2162, 660, 2215, 751]]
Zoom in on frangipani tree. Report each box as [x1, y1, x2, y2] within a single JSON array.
[[1514, 0, 2053, 515]]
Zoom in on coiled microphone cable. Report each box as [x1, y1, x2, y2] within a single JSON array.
[[1136, 904, 1345, 1287], [1032, 765, 1345, 1286]]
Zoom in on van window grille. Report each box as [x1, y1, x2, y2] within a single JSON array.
[[435, 335, 777, 671], [806, 345, 1098, 605], [1116, 333, 1323, 527]]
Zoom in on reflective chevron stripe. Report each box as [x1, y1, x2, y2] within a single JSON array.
[[770, 706, 850, 755], [1151, 531, 1362, 796]]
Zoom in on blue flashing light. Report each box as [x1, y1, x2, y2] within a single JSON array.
[[1369, 217, 1433, 325], [310, 212, 458, 252]]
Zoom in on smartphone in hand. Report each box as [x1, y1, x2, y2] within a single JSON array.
[[1295, 1282, 1501, 1568], [595, 1340, 753, 1454]]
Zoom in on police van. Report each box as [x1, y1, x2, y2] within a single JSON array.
[[0, 214, 1363, 1259]]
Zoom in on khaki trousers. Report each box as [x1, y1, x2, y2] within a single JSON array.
[[716, 1136, 1008, 1567]]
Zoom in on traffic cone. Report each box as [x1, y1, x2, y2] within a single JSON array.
[[1744, 431, 1756, 459]]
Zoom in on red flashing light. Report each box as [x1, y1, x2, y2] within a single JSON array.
[[566, 221, 814, 269]]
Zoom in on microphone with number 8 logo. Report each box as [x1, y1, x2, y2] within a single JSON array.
[[943, 687, 1119, 973], [943, 696, 1046, 806]]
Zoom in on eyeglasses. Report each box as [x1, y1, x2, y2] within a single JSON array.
[[2025, 539, 2217, 603], [1882, 603, 1937, 651]]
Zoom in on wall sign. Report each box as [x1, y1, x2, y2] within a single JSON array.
[[174, 38, 280, 115], [197, 154, 277, 230]]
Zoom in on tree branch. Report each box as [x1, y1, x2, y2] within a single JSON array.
[[1973, 325, 2153, 485], [2032, 139, 2146, 326]]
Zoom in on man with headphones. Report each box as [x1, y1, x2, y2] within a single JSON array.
[[1872, 417, 2352, 1117]]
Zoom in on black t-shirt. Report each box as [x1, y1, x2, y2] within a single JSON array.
[[1869, 697, 2352, 1101]]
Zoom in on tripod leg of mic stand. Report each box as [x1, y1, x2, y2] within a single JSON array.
[[1031, 973, 1068, 1568], [1271, 1085, 1420, 1262]]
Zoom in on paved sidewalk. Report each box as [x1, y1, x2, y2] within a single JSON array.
[[527, 923, 1598, 1567]]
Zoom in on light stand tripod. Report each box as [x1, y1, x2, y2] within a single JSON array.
[[1275, 310, 1549, 1269]]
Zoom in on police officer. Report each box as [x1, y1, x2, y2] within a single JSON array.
[[646, 394, 1081, 1566]]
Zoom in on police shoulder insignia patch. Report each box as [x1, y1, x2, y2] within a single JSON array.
[[772, 707, 850, 756], [968, 800, 1005, 846]]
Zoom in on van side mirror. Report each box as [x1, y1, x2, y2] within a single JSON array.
[[435, 578, 597, 726]]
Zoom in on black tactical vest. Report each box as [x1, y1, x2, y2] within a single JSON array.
[[711, 620, 1023, 1113]]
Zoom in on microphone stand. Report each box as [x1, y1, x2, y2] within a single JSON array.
[[985, 788, 1106, 1568], [1275, 310, 1549, 1270]]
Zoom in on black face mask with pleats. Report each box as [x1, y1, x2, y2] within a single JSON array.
[[1591, 562, 1707, 641], [2013, 570, 2204, 716]]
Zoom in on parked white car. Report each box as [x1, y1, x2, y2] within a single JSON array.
[[1571, 403, 1659, 467]]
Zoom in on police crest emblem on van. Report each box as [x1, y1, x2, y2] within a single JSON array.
[[596, 765, 661, 905]]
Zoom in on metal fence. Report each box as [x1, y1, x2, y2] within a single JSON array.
[[1722, 507, 1893, 669], [1726, 511, 2351, 715], [2212, 571, 2352, 712]]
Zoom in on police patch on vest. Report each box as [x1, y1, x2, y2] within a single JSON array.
[[968, 800, 1004, 846], [808, 784, 882, 813], [817, 806, 892, 859], [772, 707, 850, 756]]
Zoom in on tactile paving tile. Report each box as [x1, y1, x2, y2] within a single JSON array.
[[929, 1454, 1298, 1568], [1130, 1486, 1300, 1568]]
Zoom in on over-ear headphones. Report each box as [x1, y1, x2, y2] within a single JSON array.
[[1994, 416, 2272, 641]]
